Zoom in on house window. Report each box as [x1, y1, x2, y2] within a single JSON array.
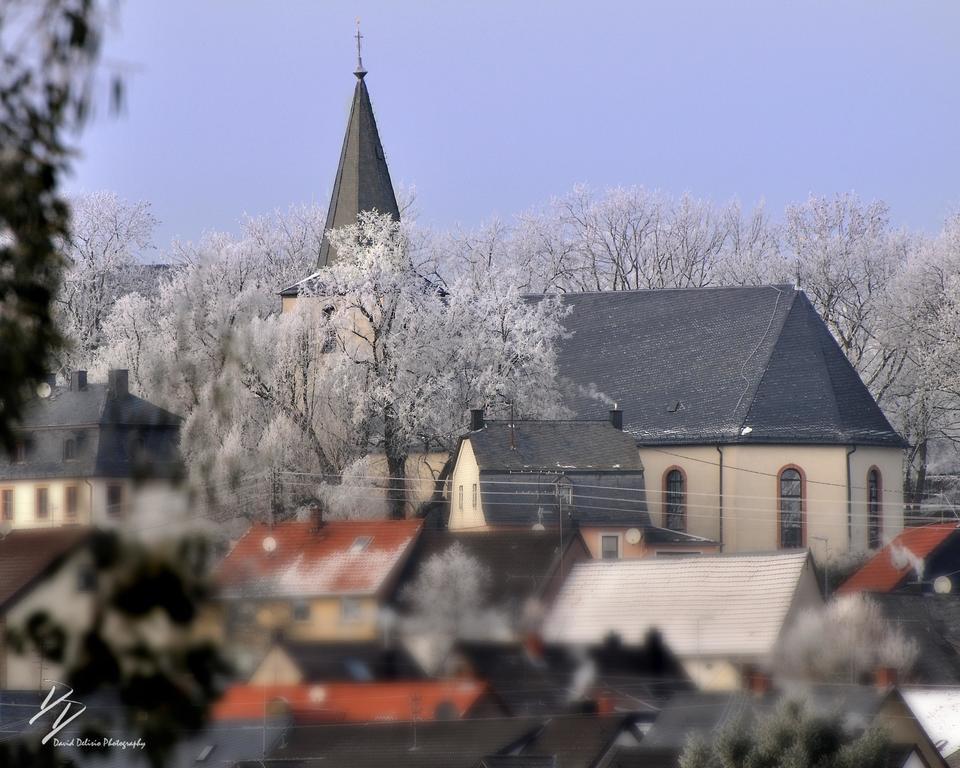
[[292, 600, 311, 622], [65, 485, 78, 521], [1, 489, 13, 522], [107, 483, 124, 518], [14, 440, 26, 463], [458, 484, 463, 512], [778, 467, 804, 548], [867, 468, 882, 550], [63, 438, 76, 461], [664, 468, 685, 532], [472, 483, 478, 509], [349, 536, 372, 553], [36, 487, 49, 520], [601, 534, 620, 560], [341, 597, 362, 623]]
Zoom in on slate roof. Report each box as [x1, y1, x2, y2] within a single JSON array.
[[239, 717, 546, 768], [838, 524, 960, 595], [544, 285, 904, 448], [0, 527, 92, 609], [393, 529, 588, 608], [217, 520, 422, 598], [469, 421, 642, 471], [275, 640, 425, 681], [542, 550, 815, 658], [242, 714, 639, 768], [281, 67, 400, 294], [872, 595, 960, 684], [0, 377, 182, 481]]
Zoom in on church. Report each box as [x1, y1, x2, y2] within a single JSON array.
[[280, 54, 906, 558]]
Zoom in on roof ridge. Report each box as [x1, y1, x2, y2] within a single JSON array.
[[733, 287, 797, 432]]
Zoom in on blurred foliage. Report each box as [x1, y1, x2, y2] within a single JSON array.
[[5, 531, 230, 768], [0, 0, 119, 450], [679, 698, 890, 768]]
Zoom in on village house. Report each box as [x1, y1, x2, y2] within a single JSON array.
[[213, 519, 422, 673], [442, 412, 718, 559], [541, 550, 823, 690], [279, 60, 907, 558], [0, 369, 185, 533]]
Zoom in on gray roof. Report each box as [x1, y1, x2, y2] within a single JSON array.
[[0, 381, 181, 480], [469, 421, 642, 471], [873, 594, 960, 684], [282, 68, 399, 294], [545, 285, 904, 448]]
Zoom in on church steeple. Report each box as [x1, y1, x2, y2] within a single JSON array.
[[316, 26, 400, 268]]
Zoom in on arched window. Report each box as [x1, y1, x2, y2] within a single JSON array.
[[664, 468, 685, 532], [778, 467, 804, 548], [867, 468, 882, 549]]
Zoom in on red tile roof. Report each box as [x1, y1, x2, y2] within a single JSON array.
[[212, 681, 485, 723], [0, 527, 92, 609], [217, 520, 422, 598], [837, 523, 960, 595]]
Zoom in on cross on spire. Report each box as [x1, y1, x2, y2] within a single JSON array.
[[354, 18, 367, 79]]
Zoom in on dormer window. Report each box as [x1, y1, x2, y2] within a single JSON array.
[[14, 440, 26, 463], [349, 535, 372, 553], [63, 438, 76, 461]]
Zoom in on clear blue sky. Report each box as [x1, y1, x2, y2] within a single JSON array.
[[68, 0, 960, 246]]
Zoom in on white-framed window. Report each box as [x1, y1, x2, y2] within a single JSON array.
[[341, 597, 363, 623], [292, 600, 311, 622], [471, 483, 477, 509], [458, 484, 463, 511], [600, 534, 620, 560]]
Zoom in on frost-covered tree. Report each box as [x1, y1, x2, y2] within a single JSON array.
[[777, 593, 918, 683], [312, 211, 569, 518], [402, 542, 507, 669], [680, 699, 889, 768], [56, 192, 157, 371]]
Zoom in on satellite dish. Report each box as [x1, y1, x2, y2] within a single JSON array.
[[36, 382, 51, 398], [625, 528, 642, 545], [531, 523, 545, 532], [262, 535, 277, 554], [934, 575, 953, 594]]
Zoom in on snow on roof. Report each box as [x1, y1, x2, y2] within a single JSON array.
[[542, 550, 814, 659], [217, 520, 422, 598], [903, 688, 960, 760]]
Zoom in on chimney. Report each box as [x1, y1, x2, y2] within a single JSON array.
[[874, 666, 898, 689], [69, 370, 87, 391], [469, 408, 485, 431], [745, 668, 773, 697], [609, 406, 623, 430], [108, 369, 129, 399], [310, 504, 324, 531]]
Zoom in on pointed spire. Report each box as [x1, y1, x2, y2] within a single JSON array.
[[316, 27, 400, 268]]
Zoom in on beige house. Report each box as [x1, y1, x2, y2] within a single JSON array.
[[542, 550, 823, 690], [443, 411, 718, 559], [213, 519, 422, 674], [0, 369, 188, 535]]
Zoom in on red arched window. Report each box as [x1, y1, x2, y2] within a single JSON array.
[[867, 468, 882, 549], [663, 467, 686, 532], [778, 466, 805, 548]]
